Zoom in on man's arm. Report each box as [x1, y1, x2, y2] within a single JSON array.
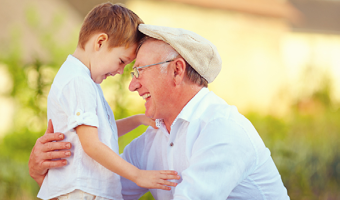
[[28, 119, 72, 186]]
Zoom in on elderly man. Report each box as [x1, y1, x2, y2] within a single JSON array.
[[29, 24, 289, 199]]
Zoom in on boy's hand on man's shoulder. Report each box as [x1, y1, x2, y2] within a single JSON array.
[[137, 114, 158, 129]]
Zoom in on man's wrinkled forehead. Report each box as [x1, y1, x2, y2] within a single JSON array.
[[137, 37, 163, 53], [134, 39, 163, 66]]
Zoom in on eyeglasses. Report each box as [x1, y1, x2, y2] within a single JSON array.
[[130, 59, 174, 79]]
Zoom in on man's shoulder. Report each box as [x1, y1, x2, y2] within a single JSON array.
[[195, 91, 239, 121], [191, 91, 258, 136]]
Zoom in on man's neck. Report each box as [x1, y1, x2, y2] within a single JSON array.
[[164, 85, 204, 132]]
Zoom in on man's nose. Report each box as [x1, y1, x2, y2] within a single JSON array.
[[129, 77, 141, 92]]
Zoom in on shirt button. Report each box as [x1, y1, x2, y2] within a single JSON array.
[[170, 142, 174, 147]]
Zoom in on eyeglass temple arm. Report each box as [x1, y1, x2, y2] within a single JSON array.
[[135, 60, 174, 69]]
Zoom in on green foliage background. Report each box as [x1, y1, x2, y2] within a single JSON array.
[[0, 6, 339, 200]]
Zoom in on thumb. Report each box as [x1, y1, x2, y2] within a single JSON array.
[[45, 119, 54, 134], [150, 119, 159, 130]]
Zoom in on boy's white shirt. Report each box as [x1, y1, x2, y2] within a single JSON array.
[[38, 55, 123, 200]]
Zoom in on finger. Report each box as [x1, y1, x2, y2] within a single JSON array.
[[38, 133, 66, 144], [160, 170, 178, 175], [155, 184, 171, 191], [159, 180, 178, 187], [150, 120, 158, 129], [42, 150, 71, 160], [46, 119, 54, 134], [41, 159, 68, 169], [162, 174, 181, 180], [42, 142, 71, 153]]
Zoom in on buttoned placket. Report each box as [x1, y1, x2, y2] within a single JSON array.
[[157, 120, 174, 168], [157, 119, 178, 196], [167, 118, 180, 171], [168, 118, 184, 196]]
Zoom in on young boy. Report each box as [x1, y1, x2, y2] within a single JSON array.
[[37, 3, 179, 200]]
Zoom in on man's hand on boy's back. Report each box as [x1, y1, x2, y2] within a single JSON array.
[[28, 119, 72, 186]]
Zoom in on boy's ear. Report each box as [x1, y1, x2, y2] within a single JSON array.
[[173, 58, 186, 86], [94, 33, 109, 51]]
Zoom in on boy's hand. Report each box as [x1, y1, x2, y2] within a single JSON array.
[[138, 114, 158, 129], [135, 170, 180, 190], [28, 119, 72, 186]]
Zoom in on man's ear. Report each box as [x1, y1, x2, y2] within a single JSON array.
[[173, 58, 186, 86], [94, 33, 109, 51]]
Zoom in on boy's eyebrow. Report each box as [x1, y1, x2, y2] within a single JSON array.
[[123, 55, 135, 63], [126, 55, 134, 61]]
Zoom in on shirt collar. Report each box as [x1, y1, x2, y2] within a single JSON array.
[[155, 87, 209, 135], [176, 87, 209, 123], [66, 55, 91, 77], [154, 87, 209, 135]]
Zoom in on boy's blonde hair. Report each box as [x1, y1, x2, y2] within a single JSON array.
[[78, 3, 144, 49]]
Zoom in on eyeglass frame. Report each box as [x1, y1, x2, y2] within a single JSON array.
[[130, 59, 174, 79]]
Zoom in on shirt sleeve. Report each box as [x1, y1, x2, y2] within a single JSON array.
[[58, 76, 99, 131], [173, 117, 257, 200], [120, 135, 149, 199]]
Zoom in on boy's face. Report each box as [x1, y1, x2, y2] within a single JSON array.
[[91, 44, 137, 84]]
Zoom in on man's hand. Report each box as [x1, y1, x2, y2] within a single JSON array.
[[28, 119, 72, 186]]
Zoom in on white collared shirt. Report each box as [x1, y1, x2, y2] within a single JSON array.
[[121, 87, 289, 200], [38, 55, 123, 200]]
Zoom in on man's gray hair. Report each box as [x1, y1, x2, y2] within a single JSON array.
[[159, 47, 178, 73]]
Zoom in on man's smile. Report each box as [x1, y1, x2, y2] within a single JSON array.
[[141, 93, 151, 100]]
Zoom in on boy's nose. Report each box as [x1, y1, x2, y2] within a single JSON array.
[[129, 77, 141, 92], [117, 67, 124, 75]]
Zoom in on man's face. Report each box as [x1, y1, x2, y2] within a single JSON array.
[[129, 40, 174, 119]]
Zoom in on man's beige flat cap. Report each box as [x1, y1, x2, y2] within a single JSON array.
[[139, 24, 222, 83]]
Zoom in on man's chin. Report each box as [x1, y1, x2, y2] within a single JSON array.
[[144, 109, 155, 119], [145, 112, 153, 119]]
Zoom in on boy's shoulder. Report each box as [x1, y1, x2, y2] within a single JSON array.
[[49, 56, 97, 100], [53, 55, 93, 86]]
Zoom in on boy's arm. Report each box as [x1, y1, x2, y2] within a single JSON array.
[[76, 125, 179, 190], [116, 114, 157, 137]]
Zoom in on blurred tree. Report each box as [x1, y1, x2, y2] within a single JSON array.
[[0, 6, 79, 199], [247, 77, 340, 200]]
